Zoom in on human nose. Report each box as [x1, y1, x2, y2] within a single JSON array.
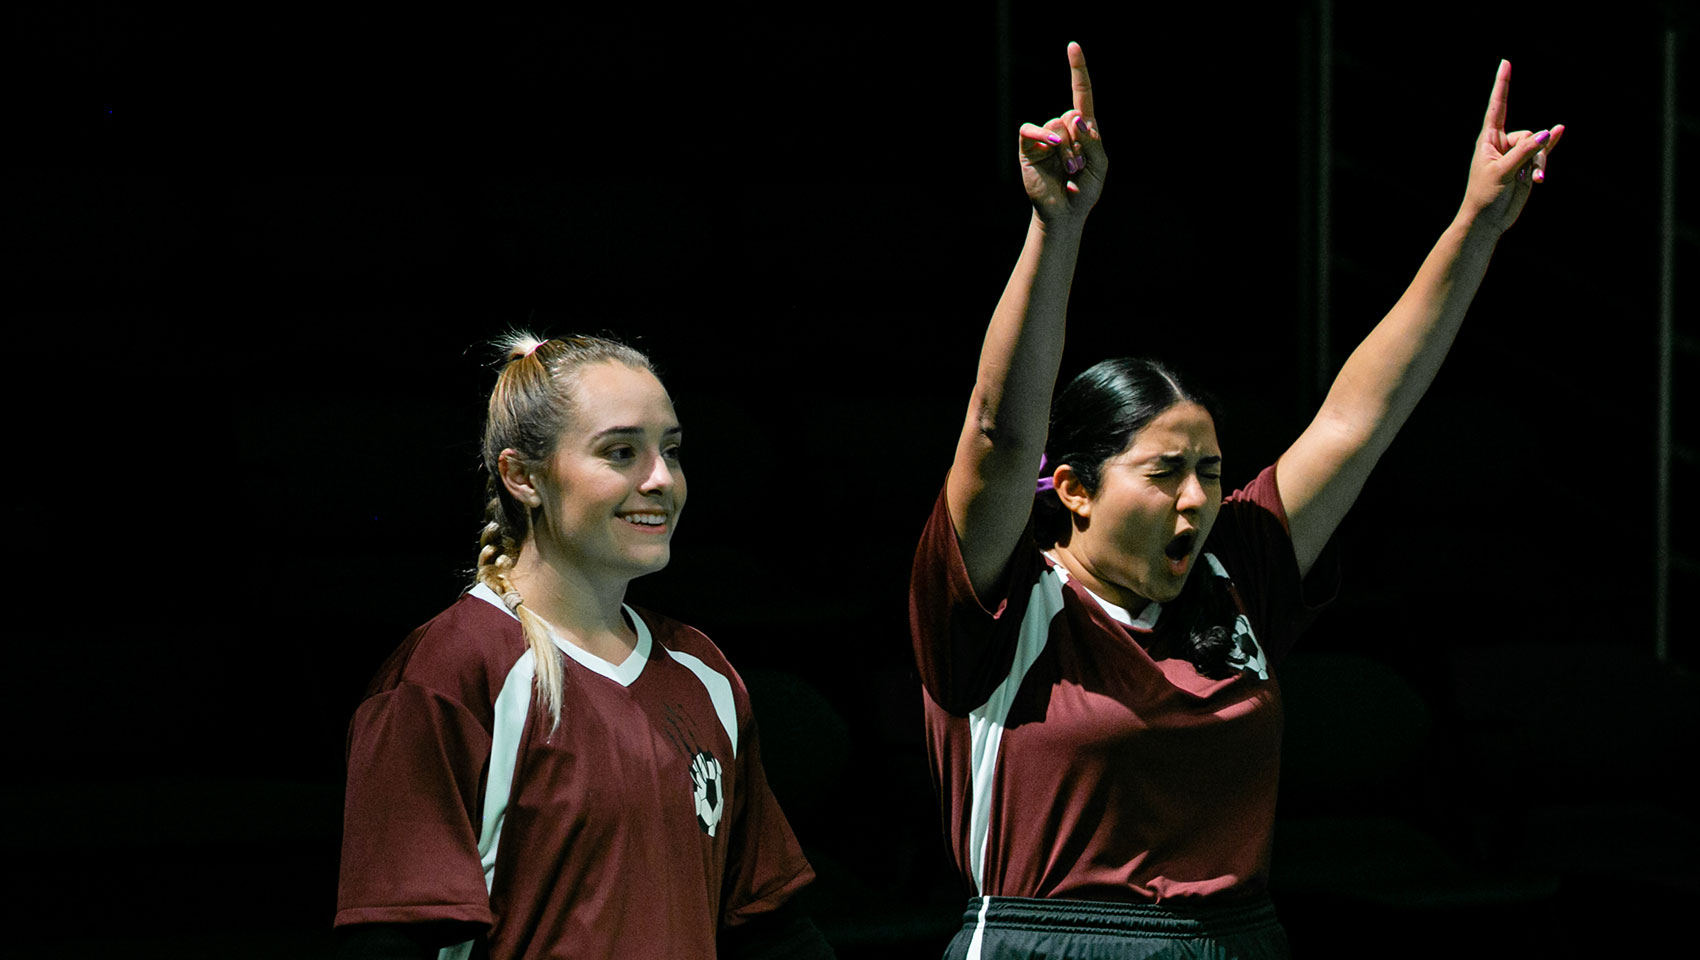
[[638, 451, 677, 494], [1176, 472, 1208, 513]]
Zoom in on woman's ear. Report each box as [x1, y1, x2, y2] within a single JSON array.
[[497, 449, 546, 509], [1053, 464, 1092, 519]]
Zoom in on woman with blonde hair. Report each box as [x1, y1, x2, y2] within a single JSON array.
[[336, 334, 835, 959]]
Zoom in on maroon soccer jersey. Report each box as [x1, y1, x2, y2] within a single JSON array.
[[337, 584, 814, 959], [910, 465, 1335, 904]]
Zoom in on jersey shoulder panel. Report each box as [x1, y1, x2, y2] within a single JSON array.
[[633, 606, 755, 729], [1210, 464, 1338, 664], [364, 586, 528, 722]]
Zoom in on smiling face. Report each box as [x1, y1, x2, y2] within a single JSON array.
[[528, 361, 686, 582], [1055, 401, 1222, 608]]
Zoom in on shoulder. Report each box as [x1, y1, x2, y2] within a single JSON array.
[[638, 607, 743, 686], [912, 480, 1045, 609], [363, 584, 529, 715], [635, 605, 725, 663], [635, 605, 756, 724], [910, 481, 1059, 713], [1221, 464, 1294, 536], [1213, 464, 1299, 568], [1199, 464, 1303, 603], [1205, 465, 1337, 662]]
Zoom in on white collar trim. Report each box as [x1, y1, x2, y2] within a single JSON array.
[[1042, 552, 1162, 630], [1041, 550, 1233, 630], [466, 581, 650, 687]]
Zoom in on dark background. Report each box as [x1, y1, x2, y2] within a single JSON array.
[[10, 2, 1698, 957]]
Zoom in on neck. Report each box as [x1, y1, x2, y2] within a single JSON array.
[[507, 537, 637, 662], [1048, 540, 1151, 613]]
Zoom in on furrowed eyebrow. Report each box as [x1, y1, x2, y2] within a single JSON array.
[[1153, 453, 1223, 466]]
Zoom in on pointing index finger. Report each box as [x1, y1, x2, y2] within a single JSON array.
[[1069, 41, 1096, 121], [1483, 58, 1510, 134]]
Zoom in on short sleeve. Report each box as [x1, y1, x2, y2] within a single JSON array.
[[336, 681, 496, 929], [717, 718, 815, 928], [909, 484, 1048, 714], [1211, 465, 1341, 666]]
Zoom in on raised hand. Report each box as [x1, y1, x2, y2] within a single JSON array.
[[1462, 59, 1564, 234], [1019, 42, 1108, 226]]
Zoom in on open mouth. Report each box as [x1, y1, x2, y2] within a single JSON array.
[[1164, 530, 1195, 562], [620, 512, 669, 529], [1162, 530, 1197, 576]]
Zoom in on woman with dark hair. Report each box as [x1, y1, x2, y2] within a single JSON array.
[[911, 44, 1561, 957], [335, 335, 835, 960]]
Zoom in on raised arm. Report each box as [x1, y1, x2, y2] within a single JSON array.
[[1277, 60, 1564, 576], [948, 42, 1109, 598]]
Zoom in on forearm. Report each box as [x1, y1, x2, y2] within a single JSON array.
[[947, 41, 1104, 589], [1317, 210, 1501, 453], [1277, 60, 1556, 574]]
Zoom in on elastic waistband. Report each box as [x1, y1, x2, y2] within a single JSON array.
[[959, 895, 1281, 940]]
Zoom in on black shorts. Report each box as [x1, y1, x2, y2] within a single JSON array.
[[941, 895, 1289, 960]]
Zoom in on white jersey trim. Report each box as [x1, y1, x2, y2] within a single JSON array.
[[467, 581, 652, 688], [965, 566, 1067, 896], [455, 582, 665, 960], [1043, 553, 1162, 629], [432, 609, 538, 960], [452, 581, 743, 960], [545, 608, 651, 687], [662, 646, 740, 760], [478, 648, 535, 891], [468, 580, 518, 619], [1048, 552, 1270, 681]]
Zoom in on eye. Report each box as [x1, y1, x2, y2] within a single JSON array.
[[604, 445, 636, 462], [663, 443, 683, 462]]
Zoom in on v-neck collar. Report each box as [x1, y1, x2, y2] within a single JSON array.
[[468, 581, 652, 687], [1042, 551, 1162, 631]]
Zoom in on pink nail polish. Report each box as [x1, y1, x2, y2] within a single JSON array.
[[1533, 169, 1545, 184], [1065, 156, 1083, 175], [1534, 129, 1551, 144]]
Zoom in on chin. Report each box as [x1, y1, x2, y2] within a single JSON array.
[[631, 548, 673, 575], [1141, 575, 1188, 605]]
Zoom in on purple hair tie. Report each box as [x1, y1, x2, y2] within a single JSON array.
[[1036, 454, 1054, 494]]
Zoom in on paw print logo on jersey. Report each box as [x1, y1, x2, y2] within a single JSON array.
[[689, 751, 724, 837], [1224, 614, 1269, 680]]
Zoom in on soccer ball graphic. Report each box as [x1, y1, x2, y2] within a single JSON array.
[[1225, 614, 1269, 680], [690, 751, 724, 837]]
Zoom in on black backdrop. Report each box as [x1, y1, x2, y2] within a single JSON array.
[[11, 3, 1697, 957]]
